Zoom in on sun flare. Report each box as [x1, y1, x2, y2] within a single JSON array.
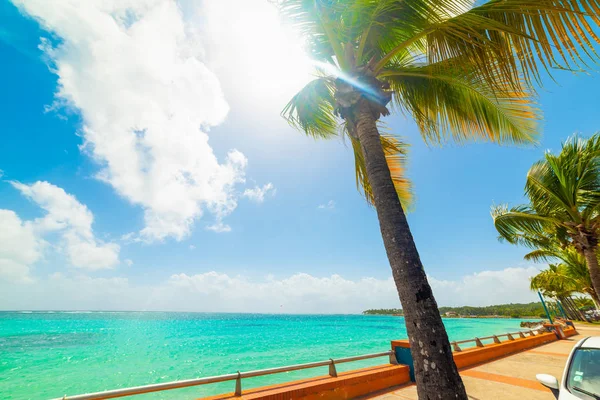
[[206, 0, 314, 100]]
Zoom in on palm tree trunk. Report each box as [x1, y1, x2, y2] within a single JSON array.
[[568, 296, 586, 321], [557, 296, 573, 319], [560, 296, 581, 320], [583, 246, 600, 303], [562, 296, 576, 319], [566, 296, 585, 320], [352, 98, 467, 400]]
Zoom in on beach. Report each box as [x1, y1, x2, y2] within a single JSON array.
[[1, 312, 532, 399]]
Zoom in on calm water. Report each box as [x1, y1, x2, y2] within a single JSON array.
[[0, 312, 530, 399]]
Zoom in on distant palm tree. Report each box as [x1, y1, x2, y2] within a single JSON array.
[[573, 295, 596, 309], [494, 134, 600, 304], [531, 264, 587, 320], [279, 1, 600, 397], [526, 244, 600, 307]]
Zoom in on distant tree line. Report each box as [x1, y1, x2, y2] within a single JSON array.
[[363, 308, 403, 315], [363, 302, 547, 318]]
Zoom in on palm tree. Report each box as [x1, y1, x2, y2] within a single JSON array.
[[526, 244, 600, 307], [530, 264, 587, 320], [279, 1, 600, 397], [493, 134, 600, 304], [573, 295, 596, 309], [495, 227, 599, 315]]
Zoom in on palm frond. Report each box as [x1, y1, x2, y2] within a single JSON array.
[[529, 250, 594, 296], [524, 241, 586, 267], [348, 0, 476, 65], [525, 160, 581, 220], [500, 231, 553, 248], [530, 264, 579, 296], [491, 204, 557, 244], [524, 248, 557, 263], [557, 133, 600, 219], [282, 78, 339, 139], [523, 133, 600, 221], [560, 248, 592, 281], [375, 0, 600, 87], [382, 60, 540, 145]]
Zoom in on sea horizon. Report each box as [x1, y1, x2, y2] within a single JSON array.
[[0, 310, 542, 318], [3, 310, 377, 316]]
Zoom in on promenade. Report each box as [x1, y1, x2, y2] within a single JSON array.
[[366, 325, 600, 400]]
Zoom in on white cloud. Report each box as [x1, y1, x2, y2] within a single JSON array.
[[318, 200, 335, 210], [0, 210, 42, 283], [428, 266, 540, 307], [124, 259, 134, 267], [120, 231, 149, 245], [189, 245, 196, 250], [11, 181, 119, 271], [0, 267, 540, 312], [243, 183, 275, 203], [13, 0, 248, 242], [206, 222, 231, 233], [0, 169, 4, 178]]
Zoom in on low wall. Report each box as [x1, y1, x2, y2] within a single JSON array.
[[202, 326, 576, 399], [564, 326, 578, 338], [451, 331, 557, 369], [392, 326, 577, 375], [201, 364, 411, 400]]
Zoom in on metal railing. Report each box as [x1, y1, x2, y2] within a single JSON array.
[[54, 350, 397, 400], [450, 328, 545, 352]]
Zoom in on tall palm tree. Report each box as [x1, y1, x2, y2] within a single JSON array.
[[279, 1, 600, 397], [493, 134, 600, 304]]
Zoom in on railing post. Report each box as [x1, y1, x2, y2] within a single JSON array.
[[507, 333, 514, 341], [451, 341, 462, 352], [475, 338, 484, 347], [493, 335, 501, 344], [519, 332, 526, 339], [235, 371, 242, 396], [329, 359, 338, 377], [389, 351, 398, 365]]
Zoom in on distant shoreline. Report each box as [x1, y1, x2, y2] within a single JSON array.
[[364, 314, 541, 319], [363, 302, 546, 319], [442, 315, 542, 319]]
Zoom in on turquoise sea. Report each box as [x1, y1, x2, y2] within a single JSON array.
[[0, 312, 532, 399]]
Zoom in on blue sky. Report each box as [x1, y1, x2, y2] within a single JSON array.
[[1, 0, 599, 312]]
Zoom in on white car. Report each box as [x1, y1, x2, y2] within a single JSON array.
[[537, 336, 600, 399]]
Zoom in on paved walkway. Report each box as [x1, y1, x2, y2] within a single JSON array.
[[365, 325, 597, 400]]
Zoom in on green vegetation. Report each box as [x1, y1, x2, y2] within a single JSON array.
[[363, 303, 545, 318], [363, 308, 403, 315], [438, 303, 545, 318], [530, 262, 592, 320], [493, 134, 600, 321]]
